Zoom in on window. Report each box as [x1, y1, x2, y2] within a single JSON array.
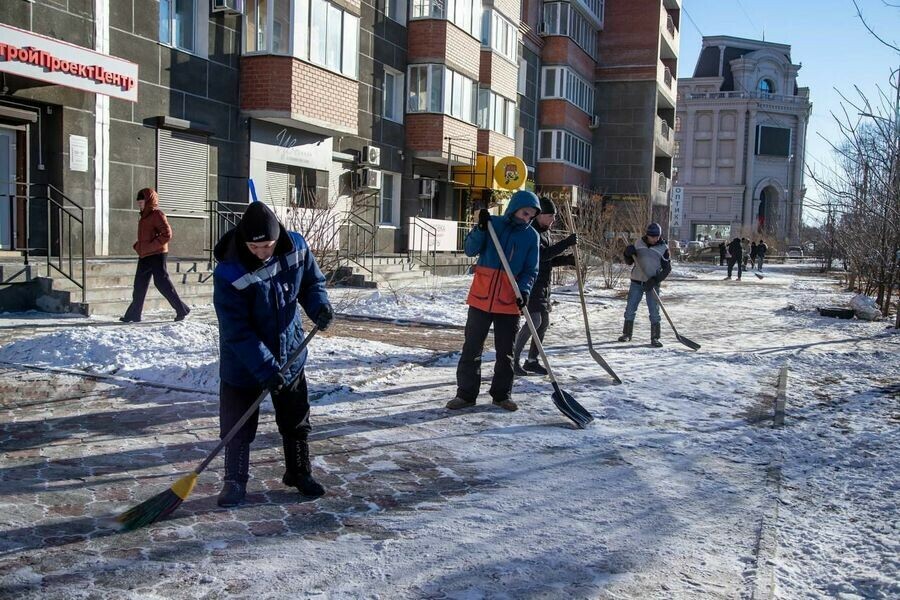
[[245, 0, 292, 54], [541, 66, 594, 115], [385, 0, 407, 24], [755, 125, 791, 157], [383, 68, 404, 123], [537, 129, 592, 171], [481, 10, 518, 63], [380, 172, 401, 226], [758, 78, 775, 95], [307, 0, 359, 77], [477, 89, 516, 138], [407, 64, 477, 124], [541, 3, 598, 60], [266, 163, 322, 209], [411, 0, 480, 38], [160, 0, 197, 53]]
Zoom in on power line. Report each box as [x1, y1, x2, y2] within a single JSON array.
[[732, 0, 761, 38], [681, 6, 704, 37]]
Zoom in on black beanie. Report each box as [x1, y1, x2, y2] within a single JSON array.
[[539, 197, 557, 215], [238, 202, 280, 242]]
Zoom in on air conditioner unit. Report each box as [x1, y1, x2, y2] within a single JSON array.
[[362, 169, 382, 190], [418, 179, 436, 198], [588, 115, 600, 129], [211, 0, 243, 14], [538, 23, 549, 36], [362, 145, 381, 166]]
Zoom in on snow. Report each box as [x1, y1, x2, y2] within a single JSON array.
[[0, 263, 897, 598]]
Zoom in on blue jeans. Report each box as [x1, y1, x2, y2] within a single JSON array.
[[624, 280, 660, 325]]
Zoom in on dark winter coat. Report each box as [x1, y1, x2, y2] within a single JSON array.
[[757, 242, 768, 257], [718, 243, 727, 258], [213, 225, 329, 388], [625, 236, 671, 283], [464, 193, 541, 315], [727, 238, 743, 259], [133, 188, 172, 258], [529, 227, 576, 312], [750, 242, 758, 259]]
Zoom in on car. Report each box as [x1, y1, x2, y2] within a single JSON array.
[[786, 245, 804, 258], [686, 240, 705, 253]]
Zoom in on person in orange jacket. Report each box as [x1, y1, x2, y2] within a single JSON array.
[[120, 188, 190, 322]]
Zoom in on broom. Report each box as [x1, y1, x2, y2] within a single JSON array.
[[115, 326, 320, 531]]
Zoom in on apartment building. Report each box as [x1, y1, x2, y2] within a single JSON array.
[[673, 36, 810, 246]]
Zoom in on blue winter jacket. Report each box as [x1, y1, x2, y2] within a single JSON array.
[[464, 192, 541, 315], [213, 226, 329, 388]]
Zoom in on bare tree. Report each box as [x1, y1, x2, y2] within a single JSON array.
[[572, 197, 648, 289]]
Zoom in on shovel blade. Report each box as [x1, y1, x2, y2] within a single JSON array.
[[552, 387, 594, 429], [589, 348, 622, 384], [755, 273, 764, 280], [676, 334, 702, 351]]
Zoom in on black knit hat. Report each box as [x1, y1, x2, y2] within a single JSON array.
[[539, 196, 557, 215], [238, 202, 281, 242]]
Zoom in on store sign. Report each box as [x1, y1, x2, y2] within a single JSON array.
[[0, 24, 138, 102], [671, 186, 684, 227], [493, 156, 527, 190], [408, 217, 458, 252], [538, 185, 577, 207]]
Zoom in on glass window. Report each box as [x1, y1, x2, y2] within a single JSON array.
[[759, 79, 775, 94], [408, 65, 427, 112], [326, 3, 342, 70], [430, 65, 444, 113], [380, 172, 397, 225], [477, 87, 490, 129], [537, 129, 591, 170], [273, 0, 290, 53], [160, 0, 172, 45], [341, 12, 359, 77], [384, 71, 397, 121], [386, 0, 406, 24], [160, 0, 196, 52], [310, 0, 327, 64]]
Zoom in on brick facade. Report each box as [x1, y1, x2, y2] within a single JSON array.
[[539, 100, 593, 140], [479, 50, 519, 100], [408, 20, 481, 80], [405, 114, 478, 156], [241, 56, 358, 135], [477, 130, 516, 158], [541, 37, 596, 82], [492, 0, 521, 22], [537, 163, 591, 188]]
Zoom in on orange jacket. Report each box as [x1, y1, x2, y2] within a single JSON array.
[[133, 188, 172, 258]]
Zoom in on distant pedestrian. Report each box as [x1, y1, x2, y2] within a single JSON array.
[[120, 188, 190, 323], [725, 237, 743, 280], [742, 238, 752, 270], [749, 241, 758, 269], [513, 197, 577, 376], [617, 222, 672, 347], [447, 190, 541, 413], [718, 242, 727, 266], [757, 240, 768, 271]]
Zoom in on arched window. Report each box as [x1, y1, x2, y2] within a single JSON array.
[[758, 79, 775, 95]]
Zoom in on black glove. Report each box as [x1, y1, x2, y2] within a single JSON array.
[[516, 292, 529, 309], [315, 304, 334, 331], [642, 276, 659, 292], [624, 244, 636, 258], [266, 372, 286, 395], [477, 208, 491, 231], [562, 233, 578, 248]]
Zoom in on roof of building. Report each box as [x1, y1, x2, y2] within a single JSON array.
[[692, 36, 794, 92]]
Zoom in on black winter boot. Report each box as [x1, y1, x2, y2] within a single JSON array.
[[522, 359, 548, 376], [618, 320, 634, 342], [282, 436, 325, 498], [650, 323, 663, 348], [513, 354, 527, 376], [217, 441, 250, 508]]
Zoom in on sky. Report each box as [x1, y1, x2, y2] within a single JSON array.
[[676, 0, 900, 225]]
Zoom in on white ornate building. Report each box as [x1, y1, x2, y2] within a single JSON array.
[[672, 36, 811, 246]]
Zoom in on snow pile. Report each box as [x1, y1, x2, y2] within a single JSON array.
[[849, 294, 883, 321]]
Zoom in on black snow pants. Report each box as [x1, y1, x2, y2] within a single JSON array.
[[456, 306, 520, 403], [122, 253, 189, 321], [727, 255, 743, 279], [220, 371, 311, 445]]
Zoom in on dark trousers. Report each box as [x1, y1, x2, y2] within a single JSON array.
[[727, 255, 743, 278], [220, 372, 311, 445], [456, 306, 520, 402], [513, 308, 550, 361], [719, 253, 726, 266], [122, 253, 189, 320]]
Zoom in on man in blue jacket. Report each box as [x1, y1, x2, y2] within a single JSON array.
[[446, 190, 541, 412], [213, 201, 333, 507]]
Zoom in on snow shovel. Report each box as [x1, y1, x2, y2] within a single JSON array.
[[559, 201, 621, 384], [487, 221, 594, 428]]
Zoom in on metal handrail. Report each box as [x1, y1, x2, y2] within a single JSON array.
[[0, 182, 86, 304], [663, 67, 673, 89], [666, 13, 676, 37], [341, 210, 377, 275], [207, 199, 242, 267], [407, 217, 437, 269]]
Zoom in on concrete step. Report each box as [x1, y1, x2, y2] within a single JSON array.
[[373, 269, 430, 283], [73, 282, 214, 303], [50, 271, 213, 291], [84, 293, 214, 317], [0, 263, 38, 283], [66, 259, 211, 277]]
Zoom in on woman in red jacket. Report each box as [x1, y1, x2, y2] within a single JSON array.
[[120, 188, 190, 322]]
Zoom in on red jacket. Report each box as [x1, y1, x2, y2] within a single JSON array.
[[133, 188, 172, 258]]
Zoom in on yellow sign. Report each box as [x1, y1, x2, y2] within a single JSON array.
[[453, 155, 495, 189], [494, 156, 527, 190]]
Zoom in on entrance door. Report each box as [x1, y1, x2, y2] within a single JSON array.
[[0, 128, 14, 249]]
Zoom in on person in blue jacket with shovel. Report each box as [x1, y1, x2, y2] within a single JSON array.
[[213, 201, 334, 507], [446, 190, 541, 413]]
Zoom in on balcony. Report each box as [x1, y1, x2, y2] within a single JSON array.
[[652, 171, 670, 206], [686, 90, 811, 108], [405, 114, 478, 164], [657, 61, 677, 108], [573, 0, 605, 29], [654, 116, 674, 157], [477, 130, 516, 158], [659, 8, 679, 60]]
